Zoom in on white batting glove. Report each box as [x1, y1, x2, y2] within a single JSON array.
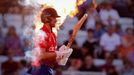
[[59, 48, 73, 65], [55, 51, 64, 60], [57, 46, 73, 65], [63, 48, 73, 58], [59, 45, 68, 51], [56, 48, 73, 60], [59, 45, 73, 58], [56, 50, 68, 66]]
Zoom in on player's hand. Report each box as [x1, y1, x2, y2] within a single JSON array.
[[56, 45, 73, 65], [63, 48, 73, 58], [59, 45, 73, 57], [56, 51, 69, 66], [55, 51, 63, 60], [56, 48, 73, 59]]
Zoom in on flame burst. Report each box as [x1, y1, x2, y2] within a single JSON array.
[[34, 0, 86, 33]]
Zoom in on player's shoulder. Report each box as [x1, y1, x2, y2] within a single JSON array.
[[35, 30, 47, 38]]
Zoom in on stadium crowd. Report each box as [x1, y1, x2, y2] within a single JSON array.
[[0, 0, 134, 75]]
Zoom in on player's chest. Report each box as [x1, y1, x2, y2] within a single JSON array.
[[46, 33, 56, 46]]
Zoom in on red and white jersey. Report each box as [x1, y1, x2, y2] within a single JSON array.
[[39, 25, 56, 52], [32, 25, 57, 66]]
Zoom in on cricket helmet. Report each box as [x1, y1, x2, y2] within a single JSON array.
[[41, 8, 60, 23]]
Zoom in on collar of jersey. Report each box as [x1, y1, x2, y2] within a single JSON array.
[[41, 24, 51, 33]]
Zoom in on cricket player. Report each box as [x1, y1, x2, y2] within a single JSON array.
[[29, 7, 73, 75]]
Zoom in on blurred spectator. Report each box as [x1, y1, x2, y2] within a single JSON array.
[[85, 4, 99, 30], [80, 45, 90, 60], [114, 24, 123, 36], [119, 59, 134, 75], [4, 6, 23, 35], [96, 2, 106, 12], [100, 25, 121, 58], [69, 47, 82, 59], [22, 38, 33, 52], [18, 59, 28, 75], [126, 0, 134, 18], [99, 2, 120, 26], [61, 15, 78, 32], [63, 30, 82, 59], [13, 6, 21, 14], [4, 26, 23, 56], [119, 28, 134, 58], [112, 0, 127, 7], [127, 51, 134, 67], [54, 66, 63, 75], [1, 51, 19, 75], [67, 58, 82, 71], [22, 6, 35, 28], [94, 21, 105, 41], [83, 29, 98, 57], [0, 14, 3, 27], [63, 30, 78, 49], [80, 55, 100, 71], [101, 55, 119, 75], [0, 26, 4, 54], [22, 25, 35, 52], [112, 0, 134, 18]]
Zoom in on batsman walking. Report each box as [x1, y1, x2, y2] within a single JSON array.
[[29, 7, 73, 75]]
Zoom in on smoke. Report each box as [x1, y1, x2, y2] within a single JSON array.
[[18, 0, 45, 62]]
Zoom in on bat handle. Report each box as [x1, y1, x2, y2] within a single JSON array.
[[67, 14, 88, 48], [67, 36, 74, 48]]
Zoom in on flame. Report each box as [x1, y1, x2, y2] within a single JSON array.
[[77, 0, 86, 5], [34, 0, 86, 33]]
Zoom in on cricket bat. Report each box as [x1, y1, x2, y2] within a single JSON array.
[[67, 13, 88, 48], [58, 14, 88, 66], [58, 0, 96, 66]]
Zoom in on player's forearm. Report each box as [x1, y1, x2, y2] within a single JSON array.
[[40, 52, 57, 61]]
